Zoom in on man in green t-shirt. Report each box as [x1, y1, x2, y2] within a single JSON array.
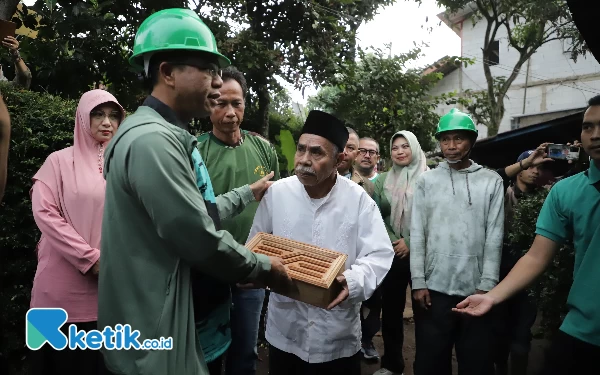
[[197, 66, 280, 375], [454, 95, 600, 374]]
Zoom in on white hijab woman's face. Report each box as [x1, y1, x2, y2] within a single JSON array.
[[391, 136, 413, 167]]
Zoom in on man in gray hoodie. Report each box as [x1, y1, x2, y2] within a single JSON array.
[[410, 108, 504, 375]]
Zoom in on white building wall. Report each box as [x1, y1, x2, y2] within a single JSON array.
[[430, 16, 600, 136]]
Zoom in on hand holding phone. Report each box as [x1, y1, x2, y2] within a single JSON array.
[[547, 144, 580, 161]]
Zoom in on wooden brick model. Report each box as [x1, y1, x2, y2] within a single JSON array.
[[246, 232, 348, 309]]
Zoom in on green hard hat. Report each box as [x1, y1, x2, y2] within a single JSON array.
[[435, 108, 478, 138], [129, 8, 231, 71]]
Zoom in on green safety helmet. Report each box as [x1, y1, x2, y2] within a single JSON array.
[[435, 108, 478, 139], [129, 8, 231, 72]]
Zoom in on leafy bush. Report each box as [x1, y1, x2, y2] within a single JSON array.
[[507, 187, 574, 335], [0, 82, 78, 374]]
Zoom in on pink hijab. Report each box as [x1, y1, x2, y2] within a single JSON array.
[[31, 90, 125, 250]]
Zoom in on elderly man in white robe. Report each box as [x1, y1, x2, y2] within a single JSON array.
[[247, 110, 394, 375]]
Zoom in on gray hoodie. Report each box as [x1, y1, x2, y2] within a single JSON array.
[[410, 160, 504, 297]]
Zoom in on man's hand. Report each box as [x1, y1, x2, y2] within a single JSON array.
[[523, 142, 553, 169], [392, 239, 409, 259], [412, 288, 431, 310], [567, 141, 582, 164], [91, 261, 100, 276], [238, 256, 295, 295], [249, 171, 275, 201], [2, 36, 19, 53], [0, 94, 10, 203], [475, 289, 486, 295], [327, 275, 349, 310], [452, 293, 495, 316], [0, 94, 8, 138]]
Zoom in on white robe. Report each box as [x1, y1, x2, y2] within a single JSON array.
[[248, 175, 394, 363]]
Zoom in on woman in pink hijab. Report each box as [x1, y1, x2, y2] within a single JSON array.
[[29, 89, 125, 374]]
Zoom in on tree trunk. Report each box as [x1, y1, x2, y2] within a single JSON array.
[[488, 102, 504, 136], [486, 50, 534, 136], [257, 82, 270, 137], [0, 0, 20, 21]]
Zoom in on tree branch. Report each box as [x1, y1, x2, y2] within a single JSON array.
[[504, 19, 526, 54], [490, 0, 500, 22], [475, 0, 492, 21]]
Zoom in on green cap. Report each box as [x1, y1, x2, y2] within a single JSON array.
[[435, 108, 478, 138], [129, 8, 231, 71]]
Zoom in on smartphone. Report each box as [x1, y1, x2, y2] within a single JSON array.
[[0, 19, 16, 41], [547, 144, 580, 161]]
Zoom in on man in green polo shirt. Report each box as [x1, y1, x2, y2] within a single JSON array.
[[197, 66, 279, 375], [453, 95, 600, 374]]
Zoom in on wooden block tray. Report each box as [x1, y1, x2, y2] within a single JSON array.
[[246, 232, 348, 309]]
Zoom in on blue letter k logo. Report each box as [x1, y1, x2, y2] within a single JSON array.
[[26, 308, 69, 350]]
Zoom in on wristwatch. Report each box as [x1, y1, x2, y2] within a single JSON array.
[[519, 160, 528, 170]]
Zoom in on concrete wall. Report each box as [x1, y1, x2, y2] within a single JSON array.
[[430, 17, 600, 136]]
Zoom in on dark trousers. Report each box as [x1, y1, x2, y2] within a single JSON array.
[[29, 321, 109, 375], [540, 330, 600, 375], [492, 290, 537, 375], [380, 256, 411, 373], [360, 287, 382, 344], [208, 355, 224, 375], [268, 344, 361, 375], [414, 290, 494, 375]]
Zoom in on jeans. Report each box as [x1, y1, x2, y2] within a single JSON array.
[[380, 256, 411, 374], [224, 288, 265, 375], [413, 290, 494, 375]]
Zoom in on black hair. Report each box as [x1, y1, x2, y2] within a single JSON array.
[[146, 50, 219, 89], [360, 137, 380, 152], [589, 95, 600, 107], [221, 66, 248, 98]]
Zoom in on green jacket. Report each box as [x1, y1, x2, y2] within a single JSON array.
[[372, 171, 408, 247], [98, 105, 271, 375]]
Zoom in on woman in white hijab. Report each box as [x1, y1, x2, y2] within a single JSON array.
[[372, 130, 428, 375]]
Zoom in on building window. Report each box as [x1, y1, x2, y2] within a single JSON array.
[[486, 40, 500, 66]]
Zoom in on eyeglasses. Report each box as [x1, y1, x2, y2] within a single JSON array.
[[91, 110, 121, 123], [358, 148, 379, 156], [204, 67, 222, 78], [171, 62, 222, 78]]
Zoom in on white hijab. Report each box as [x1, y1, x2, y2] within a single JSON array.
[[383, 130, 428, 239]]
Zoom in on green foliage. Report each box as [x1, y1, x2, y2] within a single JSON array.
[[12, 0, 395, 135], [278, 129, 297, 174], [268, 105, 302, 176], [0, 83, 78, 374], [307, 47, 458, 156], [457, 76, 507, 129], [193, 0, 394, 135], [507, 187, 574, 335]]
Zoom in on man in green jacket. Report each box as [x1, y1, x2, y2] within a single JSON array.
[[98, 9, 292, 375]]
